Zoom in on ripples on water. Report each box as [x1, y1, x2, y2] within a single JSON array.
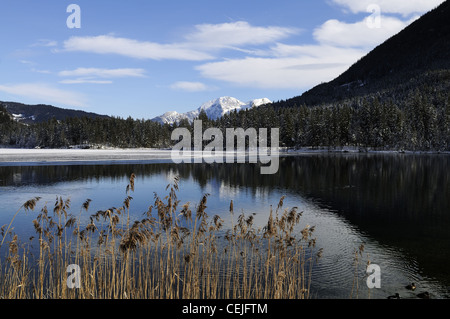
[[0, 153, 449, 299]]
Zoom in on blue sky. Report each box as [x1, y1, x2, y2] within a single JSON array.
[[0, 0, 445, 119]]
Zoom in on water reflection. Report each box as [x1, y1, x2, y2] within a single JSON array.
[[0, 153, 449, 297]]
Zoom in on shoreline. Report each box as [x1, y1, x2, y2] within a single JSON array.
[[0, 148, 175, 166], [0, 147, 449, 166]]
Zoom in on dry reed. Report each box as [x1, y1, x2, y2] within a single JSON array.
[[0, 174, 322, 299]]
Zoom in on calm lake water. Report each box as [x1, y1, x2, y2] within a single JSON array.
[[0, 153, 449, 299]]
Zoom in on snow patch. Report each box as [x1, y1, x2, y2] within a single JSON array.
[[11, 113, 36, 122], [153, 96, 272, 125]]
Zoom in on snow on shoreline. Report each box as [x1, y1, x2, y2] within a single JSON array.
[[0, 148, 175, 165], [0, 147, 448, 165], [0, 148, 278, 165]]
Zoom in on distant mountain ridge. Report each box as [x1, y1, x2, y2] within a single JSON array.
[[0, 101, 109, 125], [1, 96, 272, 126], [152, 96, 272, 125]]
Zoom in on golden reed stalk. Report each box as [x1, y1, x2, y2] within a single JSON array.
[[0, 174, 322, 299]]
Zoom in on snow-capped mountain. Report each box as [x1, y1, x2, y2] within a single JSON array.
[[152, 97, 271, 125]]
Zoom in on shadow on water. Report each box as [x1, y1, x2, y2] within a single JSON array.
[[1, 153, 449, 295]]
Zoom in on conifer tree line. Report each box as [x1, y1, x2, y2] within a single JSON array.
[[0, 109, 174, 149], [1, 81, 449, 151], [217, 85, 450, 152]]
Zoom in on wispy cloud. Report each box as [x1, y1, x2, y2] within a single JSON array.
[[31, 39, 58, 47], [313, 15, 419, 48], [196, 46, 365, 89], [195, 3, 430, 90], [59, 67, 146, 78], [170, 81, 212, 92], [63, 35, 214, 61], [59, 79, 113, 84], [0, 83, 86, 108], [19, 60, 35, 65], [184, 21, 300, 49], [61, 22, 299, 61], [58, 67, 146, 85], [31, 68, 52, 74], [57, 8, 437, 92]]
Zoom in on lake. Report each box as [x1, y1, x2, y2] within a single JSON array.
[[0, 152, 449, 299]]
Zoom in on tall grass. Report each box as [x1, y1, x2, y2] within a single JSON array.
[[0, 174, 322, 299]]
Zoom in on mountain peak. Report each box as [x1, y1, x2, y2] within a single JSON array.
[[153, 96, 272, 125], [199, 96, 245, 114]]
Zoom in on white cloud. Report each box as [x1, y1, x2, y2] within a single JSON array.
[[170, 81, 211, 92], [58, 68, 146, 85], [313, 15, 418, 48], [63, 35, 214, 61], [185, 21, 300, 49], [331, 0, 445, 16], [195, 5, 426, 90], [59, 68, 146, 78], [0, 83, 86, 108], [197, 45, 365, 89], [269, 43, 364, 58], [31, 68, 52, 74], [62, 22, 299, 61], [57, 11, 432, 92], [59, 79, 113, 85], [19, 60, 35, 65], [187, 21, 369, 90], [31, 39, 58, 47]]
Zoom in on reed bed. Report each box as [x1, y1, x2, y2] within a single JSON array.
[[0, 174, 322, 299]]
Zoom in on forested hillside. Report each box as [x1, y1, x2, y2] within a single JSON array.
[[0, 104, 173, 149], [1, 101, 110, 125], [214, 77, 450, 151], [275, 1, 450, 107], [224, 1, 450, 151]]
